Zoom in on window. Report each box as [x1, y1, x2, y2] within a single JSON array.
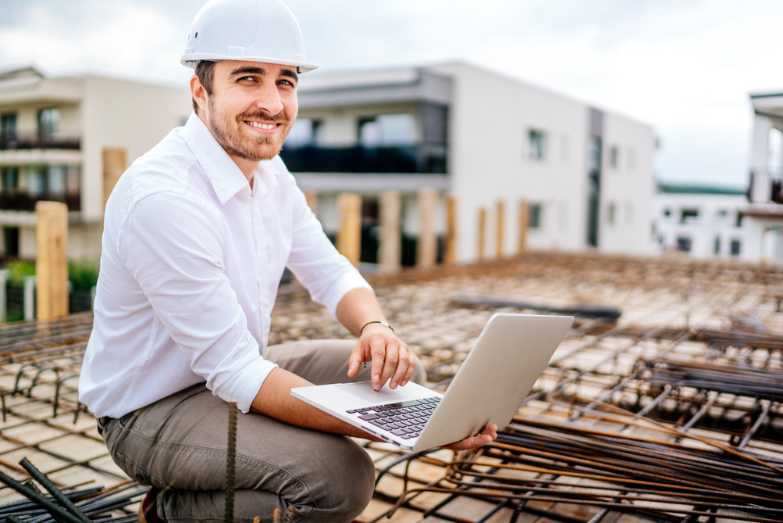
[[527, 128, 546, 160], [25, 166, 47, 196], [713, 236, 721, 255], [735, 212, 743, 228], [286, 118, 322, 146], [48, 165, 67, 196], [358, 114, 416, 146], [1, 112, 17, 140], [716, 208, 728, 219], [680, 208, 699, 224], [676, 236, 692, 253], [608, 145, 619, 169], [528, 203, 542, 229], [730, 239, 741, 257], [3, 227, 20, 258], [607, 201, 617, 226], [0, 167, 19, 193], [663, 207, 672, 218], [37, 107, 59, 139]]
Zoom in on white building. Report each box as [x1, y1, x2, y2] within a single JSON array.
[[745, 90, 783, 264], [654, 182, 748, 260], [286, 61, 658, 264], [0, 66, 190, 259]]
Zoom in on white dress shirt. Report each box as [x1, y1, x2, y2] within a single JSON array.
[[79, 114, 370, 418]]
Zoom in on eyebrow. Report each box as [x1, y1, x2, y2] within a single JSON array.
[[229, 66, 299, 83]]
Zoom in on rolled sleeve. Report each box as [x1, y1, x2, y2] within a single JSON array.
[[120, 191, 276, 411], [285, 188, 371, 317]]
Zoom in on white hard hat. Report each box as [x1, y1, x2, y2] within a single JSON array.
[[181, 0, 318, 72]]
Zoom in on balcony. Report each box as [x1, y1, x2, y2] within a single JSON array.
[[0, 134, 81, 151], [0, 192, 80, 211], [280, 143, 447, 174]]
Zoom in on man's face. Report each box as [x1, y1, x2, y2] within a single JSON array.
[[196, 60, 299, 162]]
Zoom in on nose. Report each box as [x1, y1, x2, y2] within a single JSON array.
[[252, 81, 284, 117]]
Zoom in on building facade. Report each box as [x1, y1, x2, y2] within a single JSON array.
[[0, 66, 190, 259], [744, 90, 783, 264], [284, 61, 658, 264], [654, 183, 748, 260]]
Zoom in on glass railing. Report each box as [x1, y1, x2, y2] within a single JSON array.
[[0, 134, 81, 151], [0, 192, 81, 211], [280, 143, 448, 174]]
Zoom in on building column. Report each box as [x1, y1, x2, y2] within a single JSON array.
[[750, 114, 771, 203]]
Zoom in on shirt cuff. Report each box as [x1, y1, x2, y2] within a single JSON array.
[[322, 270, 372, 318], [227, 357, 279, 414]]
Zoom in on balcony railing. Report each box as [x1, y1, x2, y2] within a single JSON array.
[[0, 192, 81, 211], [0, 134, 81, 151], [280, 144, 447, 174]]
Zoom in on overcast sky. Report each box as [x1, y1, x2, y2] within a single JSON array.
[[2, 0, 780, 187]]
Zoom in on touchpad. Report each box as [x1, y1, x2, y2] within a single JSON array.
[[340, 381, 423, 405]]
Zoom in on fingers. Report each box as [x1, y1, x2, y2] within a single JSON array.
[[346, 341, 364, 378], [444, 423, 498, 451], [390, 344, 411, 389], [370, 337, 387, 390], [402, 361, 416, 386], [378, 343, 399, 391]]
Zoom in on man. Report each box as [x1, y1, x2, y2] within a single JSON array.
[[79, 0, 497, 521]]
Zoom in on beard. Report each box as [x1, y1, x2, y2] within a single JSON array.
[[207, 98, 289, 161]]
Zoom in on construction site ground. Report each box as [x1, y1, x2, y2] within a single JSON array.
[[1, 251, 782, 522]]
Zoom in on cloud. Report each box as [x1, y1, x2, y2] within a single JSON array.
[[2, 0, 780, 186]]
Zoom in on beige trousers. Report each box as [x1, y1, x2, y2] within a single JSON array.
[[98, 339, 426, 523]]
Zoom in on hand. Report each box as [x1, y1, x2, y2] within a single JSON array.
[[443, 423, 498, 451], [347, 323, 415, 391]]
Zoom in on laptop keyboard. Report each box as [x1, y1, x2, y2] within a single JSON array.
[[347, 397, 441, 439]]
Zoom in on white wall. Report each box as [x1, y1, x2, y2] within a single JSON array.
[[600, 111, 657, 255], [80, 76, 190, 222], [431, 62, 590, 262]]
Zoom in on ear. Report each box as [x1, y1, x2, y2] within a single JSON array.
[[190, 74, 208, 114]]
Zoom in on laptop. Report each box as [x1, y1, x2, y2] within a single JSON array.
[[291, 313, 573, 451]]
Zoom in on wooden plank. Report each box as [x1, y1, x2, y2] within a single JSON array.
[[477, 206, 487, 261], [35, 201, 69, 321], [304, 191, 318, 213], [101, 147, 127, 210], [337, 193, 362, 266], [444, 196, 458, 265], [379, 191, 401, 274], [518, 199, 529, 256], [417, 189, 437, 269], [495, 199, 506, 258]]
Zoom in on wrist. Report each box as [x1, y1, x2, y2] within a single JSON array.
[[359, 320, 394, 336]]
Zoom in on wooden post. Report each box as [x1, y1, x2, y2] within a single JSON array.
[[477, 207, 487, 261], [495, 199, 506, 259], [36, 201, 69, 320], [378, 191, 401, 274], [444, 196, 458, 265], [337, 193, 361, 266], [304, 191, 318, 214], [417, 189, 437, 269], [102, 147, 127, 209], [517, 199, 529, 256]]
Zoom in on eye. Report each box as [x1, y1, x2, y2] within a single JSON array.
[[238, 75, 258, 83], [278, 79, 296, 89]]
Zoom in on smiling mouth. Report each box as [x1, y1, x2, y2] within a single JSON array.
[[243, 120, 284, 135]]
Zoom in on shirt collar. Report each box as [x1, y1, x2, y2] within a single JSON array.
[[181, 113, 280, 204]]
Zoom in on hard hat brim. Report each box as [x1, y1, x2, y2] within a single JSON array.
[[181, 53, 318, 72]]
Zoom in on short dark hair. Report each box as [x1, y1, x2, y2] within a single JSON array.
[[192, 61, 216, 114]]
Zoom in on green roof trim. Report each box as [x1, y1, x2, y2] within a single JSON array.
[[657, 182, 745, 196]]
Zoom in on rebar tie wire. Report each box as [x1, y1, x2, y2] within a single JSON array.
[[226, 402, 238, 522]]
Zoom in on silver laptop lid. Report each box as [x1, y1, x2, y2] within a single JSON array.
[[413, 313, 572, 451]]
